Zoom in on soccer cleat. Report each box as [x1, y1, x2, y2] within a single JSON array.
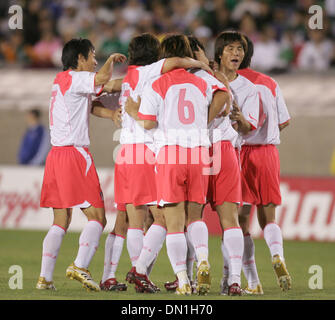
[[100, 278, 127, 291], [66, 263, 100, 292], [220, 277, 229, 296], [228, 283, 242, 296], [164, 277, 178, 291], [148, 278, 160, 292], [36, 277, 56, 290], [196, 260, 211, 295], [125, 266, 136, 284], [272, 254, 292, 291], [176, 283, 192, 296], [243, 283, 264, 295], [132, 271, 156, 293]]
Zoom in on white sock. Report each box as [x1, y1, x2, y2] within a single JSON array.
[[221, 235, 230, 282], [127, 228, 144, 267], [187, 221, 209, 267], [223, 227, 244, 286], [243, 233, 260, 289], [74, 220, 103, 269], [40, 225, 66, 281], [147, 253, 158, 276], [102, 232, 115, 282], [166, 233, 188, 276], [185, 231, 195, 281], [102, 233, 125, 282], [136, 224, 166, 275], [264, 222, 284, 259]]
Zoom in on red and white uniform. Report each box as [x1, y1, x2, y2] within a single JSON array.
[[237, 68, 290, 206], [40, 70, 104, 209], [138, 68, 214, 206], [114, 59, 166, 209]]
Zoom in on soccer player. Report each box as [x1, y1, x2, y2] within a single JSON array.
[[212, 30, 260, 295], [131, 34, 229, 295], [236, 35, 291, 292], [113, 33, 213, 293], [37, 38, 126, 291]]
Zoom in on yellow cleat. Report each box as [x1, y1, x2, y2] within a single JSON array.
[[243, 283, 264, 295], [36, 277, 56, 290], [272, 255, 292, 291], [176, 283, 192, 296], [196, 260, 211, 295], [66, 263, 100, 292]]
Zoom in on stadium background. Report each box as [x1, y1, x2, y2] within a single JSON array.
[[0, 0, 335, 300]]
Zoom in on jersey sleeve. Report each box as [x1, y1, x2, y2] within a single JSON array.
[[275, 83, 290, 125], [241, 86, 259, 130], [70, 71, 104, 95], [138, 83, 160, 121], [140, 59, 166, 80]]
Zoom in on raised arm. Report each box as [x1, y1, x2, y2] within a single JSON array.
[[103, 78, 124, 93], [162, 57, 213, 74], [95, 53, 127, 86]]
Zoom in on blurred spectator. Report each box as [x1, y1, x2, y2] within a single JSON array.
[[0, 30, 29, 65], [231, 0, 262, 22], [297, 29, 334, 71], [17, 109, 50, 166], [251, 24, 282, 73]]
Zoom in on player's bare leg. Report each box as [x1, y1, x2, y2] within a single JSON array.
[[101, 210, 128, 291], [186, 202, 210, 295], [238, 205, 263, 295], [66, 206, 106, 292], [163, 202, 191, 296], [36, 208, 72, 290], [216, 202, 244, 296], [258, 204, 291, 291]]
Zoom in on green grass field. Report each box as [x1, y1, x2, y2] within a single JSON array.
[[0, 229, 334, 300]]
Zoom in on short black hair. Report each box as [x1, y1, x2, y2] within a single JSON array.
[[128, 33, 160, 66], [29, 108, 41, 119], [61, 38, 95, 71], [214, 31, 248, 65], [187, 35, 205, 54], [239, 34, 254, 69], [160, 34, 194, 59]]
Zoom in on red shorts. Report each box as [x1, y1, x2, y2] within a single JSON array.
[[240, 144, 281, 206], [207, 141, 242, 209], [155, 145, 209, 206], [40, 146, 104, 208], [114, 144, 157, 207]]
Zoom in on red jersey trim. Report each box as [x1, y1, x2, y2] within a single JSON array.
[[123, 65, 140, 91], [54, 70, 72, 96], [247, 120, 257, 131], [138, 112, 157, 121]]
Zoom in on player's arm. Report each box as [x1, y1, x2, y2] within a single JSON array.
[[95, 53, 127, 86], [162, 57, 213, 74], [91, 100, 122, 127], [103, 78, 124, 93], [230, 101, 253, 135], [125, 96, 157, 129], [213, 70, 230, 92], [208, 90, 231, 123]]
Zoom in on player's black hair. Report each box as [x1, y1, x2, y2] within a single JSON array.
[[160, 34, 194, 59], [128, 33, 160, 66], [61, 38, 95, 71], [29, 108, 41, 119], [187, 35, 205, 54], [239, 34, 254, 69], [214, 31, 248, 66]]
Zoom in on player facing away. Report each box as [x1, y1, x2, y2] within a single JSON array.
[[213, 31, 261, 295], [37, 38, 126, 291], [110, 33, 213, 293], [236, 35, 292, 292], [134, 34, 227, 295]]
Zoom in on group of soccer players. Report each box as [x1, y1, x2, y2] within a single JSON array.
[[36, 28, 291, 297]]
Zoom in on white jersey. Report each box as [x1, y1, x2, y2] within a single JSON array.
[[138, 68, 213, 151], [237, 68, 290, 145], [229, 74, 259, 148], [49, 70, 103, 147], [119, 59, 166, 152]]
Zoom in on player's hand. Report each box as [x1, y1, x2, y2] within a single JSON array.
[[125, 96, 141, 118], [112, 107, 122, 127], [109, 53, 127, 64], [229, 101, 243, 121]]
